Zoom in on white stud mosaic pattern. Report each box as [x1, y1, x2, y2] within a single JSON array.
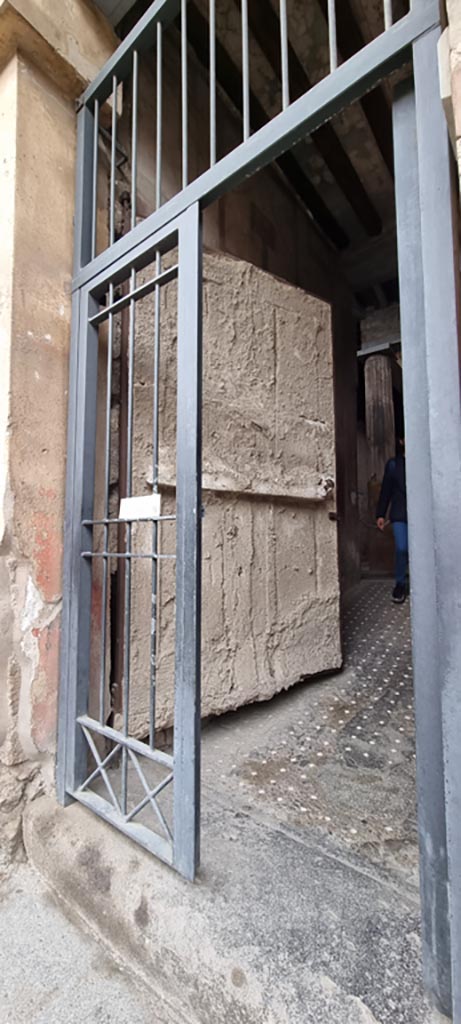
[[202, 580, 417, 880]]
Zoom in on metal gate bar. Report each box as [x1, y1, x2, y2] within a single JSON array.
[[172, 203, 202, 879], [149, 249, 162, 749]]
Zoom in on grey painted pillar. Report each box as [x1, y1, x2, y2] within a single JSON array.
[[413, 25, 461, 1022], [393, 79, 452, 1016], [173, 203, 202, 881]]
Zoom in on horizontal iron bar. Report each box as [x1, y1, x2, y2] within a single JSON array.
[[82, 515, 176, 525], [81, 551, 176, 560], [72, 788, 174, 864], [88, 265, 178, 325], [77, 715, 174, 768], [73, 0, 439, 293], [80, 0, 182, 108], [79, 223, 179, 298]]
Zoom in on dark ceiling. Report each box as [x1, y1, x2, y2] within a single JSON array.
[[94, 0, 405, 312]]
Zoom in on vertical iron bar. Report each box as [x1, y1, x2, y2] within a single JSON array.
[[327, 0, 338, 72], [131, 50, 139, 229], [149, 250, 162, 749], [57, 104, 96, 803], [383, 0, 393, 32], [110, 75, 117, 246], [241, 0, 250, 141], [122, 268, 136, 813], [156, 21, 163, 210], [414, 23, 461, 1020], [61, 291, 99, 798], [112, 204, 131, 716], [56, 292, 82, 803], [91, 100, 99, 260], [393, 78, 452, 1017], [209, 0, 217, 165], [173, 204, 202, 881], [99, 284, 114, 726], [279, 0, 290, 109], [181, 0, 188, 188]]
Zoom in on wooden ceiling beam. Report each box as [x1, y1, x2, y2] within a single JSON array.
[[187, 2, 349, 249], [317, 0, 394, 176]]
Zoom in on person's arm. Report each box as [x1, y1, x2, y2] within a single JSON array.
[[376, 459, 394, 525]]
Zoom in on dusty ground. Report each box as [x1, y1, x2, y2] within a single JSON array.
[[0, 866, 165, 1024]]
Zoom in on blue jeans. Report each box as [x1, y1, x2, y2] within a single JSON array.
[[392, 521, 408, 586]]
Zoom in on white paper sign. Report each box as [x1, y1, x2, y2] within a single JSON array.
[[119, 494, 161, 521]]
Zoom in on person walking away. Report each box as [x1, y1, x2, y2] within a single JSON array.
[[376, 438, 408, 603]]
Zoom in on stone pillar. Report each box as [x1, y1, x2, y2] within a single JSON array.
[[364, 354, 395, 483], [0, 1, 116, 868]]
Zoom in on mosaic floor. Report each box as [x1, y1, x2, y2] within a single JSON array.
[[202, 579, 418, 885]]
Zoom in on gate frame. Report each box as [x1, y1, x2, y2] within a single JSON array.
[[57, 206, 202, 882], [57, 0, 460, 1012]]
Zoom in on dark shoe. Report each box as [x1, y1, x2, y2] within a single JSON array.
[[392, 583, 406, 604]]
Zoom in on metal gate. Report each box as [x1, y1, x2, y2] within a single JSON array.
[[56, 2, 461, 1012], [57, 206, 202, 881]]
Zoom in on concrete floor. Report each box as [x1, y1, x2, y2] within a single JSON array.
[[23, 580, 450, 1024], [0, 867, 165, 1024]]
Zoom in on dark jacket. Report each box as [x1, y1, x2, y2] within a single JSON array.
[[376, 454, 407, 523]]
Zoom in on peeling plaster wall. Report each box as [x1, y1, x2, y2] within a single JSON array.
[[0, 0, 116, 101], [0, 55, 76, 767], [0, 56, 17, 749], [0, 5, 111, 874], [121, 252, 341, 735], [0, 0, 116, 801], [0, 48, 110, 783]]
